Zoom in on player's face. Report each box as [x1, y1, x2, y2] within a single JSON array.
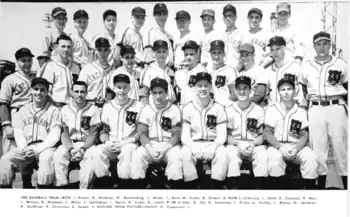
[[31, 84, 48, 103], [151, 87, 167, 105], [17, 57, 33, 73], [235, 83, 251, 101], [122, 53, 136, 69], [201, 16, 215, 31], [183, 48, 198, 66], [132, 15, 146, 28], [154, 12, 168, 28], [113, 82, 131, 100], [104, 15, 117, 32], [276, 11, 290, 26], [239, 51, 255, 66], [210, 49, 225, 65], [37, 57, 50, 68], [279, 83, 294, 101], [314, 40, 331, 57], [54, 15, 67, 30], [195, 80, 211, 98], [223, 11, 236, 27], [269, 45, 285, 62], [74, 18, 89, 35], [154, 48, 168, 63], [248, 12, 262, 29], [176, 19, 190, 32], [72, 84, 87, 104], [96, 47, 111, 62], [56, 39, 73, 59]]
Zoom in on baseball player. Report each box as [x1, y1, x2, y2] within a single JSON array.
[[207, 40, 238, 106], [43, 7, 68, 57], [144, 3, 174, 68], [181, 72, 228, 189], [174, 40, 207, 106], [222, 4, 243, 69], [299, 32, 348, 189], [38, 34, 80, 107], [53, 81, 101, 189], [225, 76, 268, 189], [120, 7, 146, 67], [0, 78, 61, 189], [237, 43, 268, 106], [130, 78, 183, 189], [108, 45, 140, 101], [78, 37, 116, 107], [264, 77, 318, 189], [37, 51, 51, 68], [140, 40, 176, 104]]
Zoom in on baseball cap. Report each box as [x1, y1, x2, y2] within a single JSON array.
[[37, 51, 51, 60], [235, 76, 251, 87], [195, 72, 212, 84], [95, 37, 111, 48], [52, 7, 67, 18], [248, 8, 263, 18], [238, 43, 255, 53], [277, 74, 295, 89], [120, 45, 136, 56], [200, 9, 215, 18], [103, 9, 117, 20], [276, 3, 291, 13], [31, 77, 50, 89], [73, 9, 89, 20], [113, 74, 131, 84], [153, 3, 168, 15], [313, 31, 331, 43], [132, 7, 146, 16], [182, 40, 200, 51], [223, 4, 236, 16], [153, 40, 168, 51], [150, 78, 168, 92], [268, 36, 286, 47], [270, 12, 277, 19], [15, 48, 34, 60], [175, 10, 191, 20], [210, 40, 225, 51]]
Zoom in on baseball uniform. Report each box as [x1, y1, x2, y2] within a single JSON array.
[[108, 66, 140, 101], [241, 28, 269, 65], [174, 32, 199, 70], [200, 29, 223, 68], [53, 101, 101, 188], [91, 32, 119, 66], [225, 101, 268, 177], [120, 26, 144, 64], [264, 103, 318, 179], [0, 100, 61, 187], [69, 32, 92, 68], [223, 28, 243, 68]]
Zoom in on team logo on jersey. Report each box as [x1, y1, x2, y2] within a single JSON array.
[[188, 75, 196, 87], [327, 70, 341, 85], [247, 118, 258, 132], [215, 76, 226, 88], [126, 111, 137, 126], [283, 73, 296, 83], [290, 119, 302, 136], [160, 117, 172, 131], [206, 115, 217, 129], [81, 116, 91, 130]]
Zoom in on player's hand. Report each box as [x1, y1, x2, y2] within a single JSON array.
[[145, 144, 159, 160], [4, 125, 14, 140], [153, 149, 167, 163], [236, 62, 245, 72], [110, 142, 122, 153], [285, 146, 297, 161], [70, 148, 81, 162], [23, 147, 36, 159], [203, 144, 217, 161]]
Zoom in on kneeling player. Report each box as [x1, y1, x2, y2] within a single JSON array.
[[181, 72, 228, 189], [264, 78, 318, 189], [130, 78, 183, 189], [225, 76, 268, 189]]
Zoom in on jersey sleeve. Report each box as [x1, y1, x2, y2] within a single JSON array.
[[0, 76, 13, 104], [101, 104, 110, 125], [121, 28, 132, 45], [138, 106, 150, 126], [78, 66, 89, 85], [255, 67, 268, 85], [50, 107, 62, 130], [41, 63, 55, 85], [227, 67, 238, 85], [140, 68, 151, 88], [264, 107, 277, 129], [90, 106, 102, 126], [299, 108, 309, 130], [224, 106, 234, 129], [256, 107, 265, 128], [172, 106, 182, 126], [216, 104, 228, 125], [341, 60, 348, 83], [182, 104, 191, 124]]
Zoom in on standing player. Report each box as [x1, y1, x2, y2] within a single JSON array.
[[39, 35, 80, 107], [144, 3, 174, 69], [0, 78, 61, 189], [264, 77, 318, 189], [174, 40, 207, 106], [299, 32, 348, 189], [130, 78, 183, 189], [207, 40, 238, 106], [53, 81, 101, 189], [37, 52, 51, 68], [181, 72, 228, 189], [225, 76, 268, 189]]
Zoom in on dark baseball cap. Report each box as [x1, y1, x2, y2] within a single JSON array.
[[95, 37, 110, 48], [276, 3, 291, 13], [103, 9, 117, 20], [200, 9, 215, 18], [31, 77, 50, 89], [277, 74, 295, 89], [195, 72, 212, 84], [121, 45, 136, 56], [113, 74, 130, 84], [154, 3, 168, 15], [248, 8, 263, 18], [268, 36, 286, 47], [210, 40, 225, 51], [52, 7, 67, 18], [153, 40, 168, 51], [313, 31, 331, 43], [182, 40, 199, 51], [74, 10, 89, 20], [37, 51, 51, 60], [150, 78, 168, 92], [175, 10, 191, 20], [238, 43, 255, 53], [223, 4, 236, 15], [15, 48, 34, 60], [235, 76, 251, 87], [132, 7, 146, 16]]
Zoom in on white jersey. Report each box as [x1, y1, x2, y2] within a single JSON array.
[[173, 31, 199, 69], [108, 66, 140, 101], [121, 25, 144, 63], [222, 28, 243, 68], [69, 32, 91, 67], [239, 64, 268, 98], [241, 28, 269, 65], [91, 32, 119, 66], [200, 29, 223, 66]]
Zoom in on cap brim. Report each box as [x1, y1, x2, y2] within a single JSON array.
[[53, 11, 67, 17], [200, 14, 214, 18], [277, 8, 289, 13], [314, 37, 331, 43], [239, 49, 254, 53], [132, 13, 146, 16]]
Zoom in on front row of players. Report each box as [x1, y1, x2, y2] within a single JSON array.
[[0, 72, 319, 189]]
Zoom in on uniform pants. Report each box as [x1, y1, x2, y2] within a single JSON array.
[[181, 142, 228, 182], [267, 146, 318, 179], [226, 144, 269, 177], [53, 142, 96, 189], [93, 143, 137, 179], [130, 142, 183, 181], [309, 104, 348, 176], [0, 146, 55, 185]]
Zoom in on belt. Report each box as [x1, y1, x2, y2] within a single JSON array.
[[72, 140, 83, 143], [311, 99, 339, 106], [28, 140, 43, 146], [11, 107, 20, 112]]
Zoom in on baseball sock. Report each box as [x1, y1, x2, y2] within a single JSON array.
[[22, 174, 33, 189], [211, 179, 224, 189], [269, 176, 285, 189], [341, 176, 347, 190], [118, 178, 130, 189], [254, 177, 267, 189], [94, 176, 112, 189], [184, 179, 199, 189], [317, 175, 326, 189], [303, 179, 316, 189], [225, 177, 240, 189]]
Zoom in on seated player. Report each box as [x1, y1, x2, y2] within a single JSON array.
[[0, 78, 61, 189], [181, 72, 228, 189], [130, 78, 183, 189], [53, 81, 101, 189], [225, 76, 268, 189], [264, 77, 318, 189]]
